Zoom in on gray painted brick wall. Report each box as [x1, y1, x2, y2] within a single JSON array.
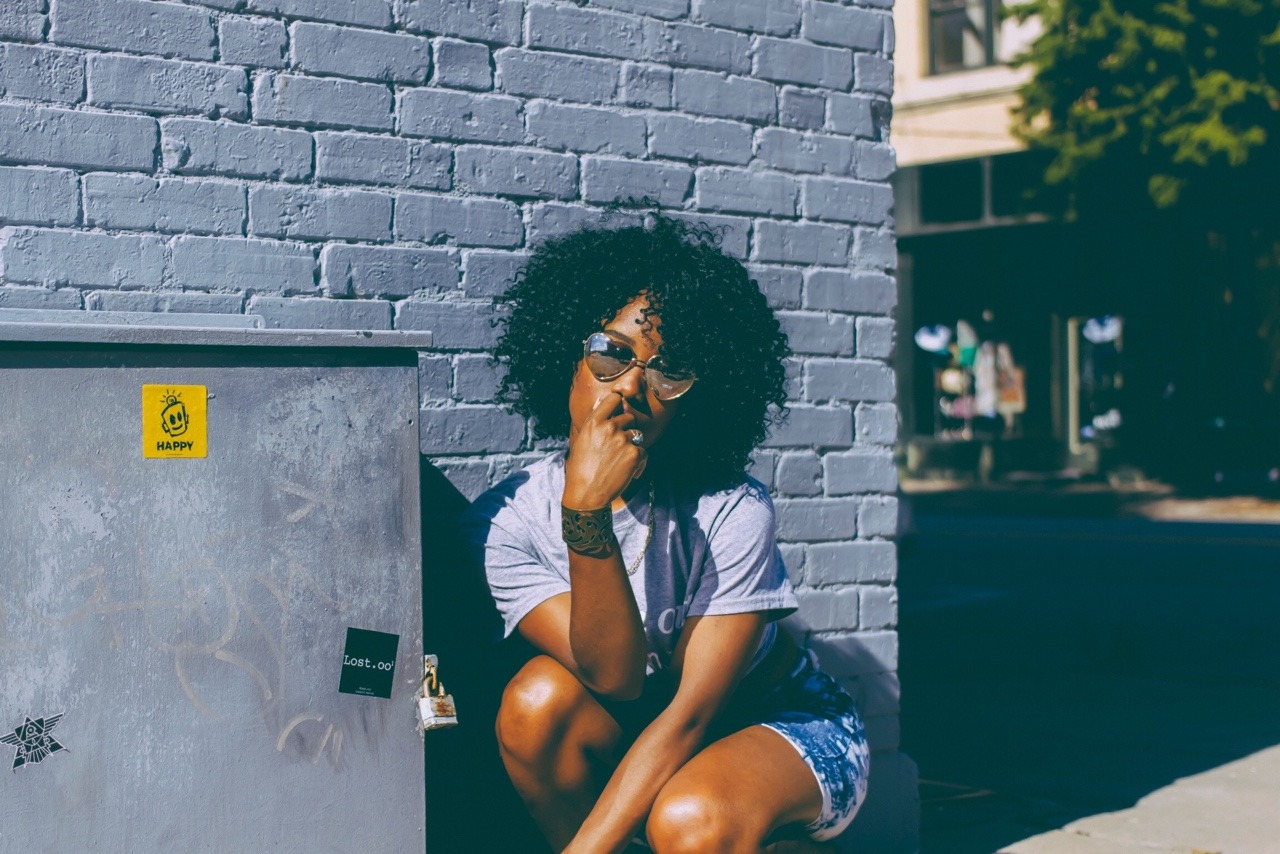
[[780, 85, 826, 129], [0, 1, 913, 848], [52, 0, 218, 62], [87, 54, 248, 120], [0, 165, 79, 226], [0, 43, 84, 103], [83, 173, 246, 235], [219, 16, 288, 68]]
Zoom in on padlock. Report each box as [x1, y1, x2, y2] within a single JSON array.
[[417, 654, 458, 732]]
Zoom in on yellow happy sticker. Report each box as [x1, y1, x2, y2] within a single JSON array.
[[142, 385, 207, 458]]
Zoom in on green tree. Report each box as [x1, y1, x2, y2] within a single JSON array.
[[1011, 0, 1280, 456], [1010, 0, 1280, 213]]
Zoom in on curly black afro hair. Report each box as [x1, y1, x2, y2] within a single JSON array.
[[495, 213, 791, 495]]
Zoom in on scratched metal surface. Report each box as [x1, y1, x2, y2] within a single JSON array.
[[0, 343, 425, 852]]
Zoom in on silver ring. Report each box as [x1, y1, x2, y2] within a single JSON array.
[[629, 429, 644, 447]]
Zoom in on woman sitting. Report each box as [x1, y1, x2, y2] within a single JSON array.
[[465, 215, 869, 853]]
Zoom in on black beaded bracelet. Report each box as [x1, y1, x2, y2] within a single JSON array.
[[561, 505, 617, 558]]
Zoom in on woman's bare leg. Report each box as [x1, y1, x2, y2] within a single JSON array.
[[499, 659, 845, 853], [495, 655, 625, 850], [645, 725, 831, 854]]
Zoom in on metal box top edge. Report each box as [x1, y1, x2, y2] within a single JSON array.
[[0, 320, 433, 350]]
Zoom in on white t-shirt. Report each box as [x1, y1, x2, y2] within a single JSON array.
[[464, 453, 798, 676]]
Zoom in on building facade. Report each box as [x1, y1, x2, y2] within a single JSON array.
[[0, 0, 917, 848], [892, 0, 1280, 487], [890, 0, 1077, 478]]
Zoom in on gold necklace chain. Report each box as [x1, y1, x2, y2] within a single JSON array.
[[625, 481, 656, 576]]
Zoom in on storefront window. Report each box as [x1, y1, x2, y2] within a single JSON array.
[[1068, 315, 1124, 452], [928, 0, 999, 74], [914, 315, 1027, 441]]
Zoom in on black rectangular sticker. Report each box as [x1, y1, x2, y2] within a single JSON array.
[[338, 627, 399, 698]]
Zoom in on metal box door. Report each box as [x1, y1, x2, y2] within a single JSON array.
[[0, 333, 426, 852]]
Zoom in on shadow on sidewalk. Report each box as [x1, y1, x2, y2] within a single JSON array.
[[899, 508, 1280, 853]]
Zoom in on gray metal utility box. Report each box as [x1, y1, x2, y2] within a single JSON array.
[[0, 321, 431, 852]]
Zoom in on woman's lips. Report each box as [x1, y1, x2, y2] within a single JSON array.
[[619, 398, 650, 423], [599, 392, 650, 423]]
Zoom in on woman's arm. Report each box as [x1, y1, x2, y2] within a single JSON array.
[[516, 574, 646, 700], [562, 612, 768, 854], [531, 390, 649, 699], [516, 536, 649, 699]]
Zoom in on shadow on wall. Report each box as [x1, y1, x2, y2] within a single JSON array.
[[419, 457, 548, 852]]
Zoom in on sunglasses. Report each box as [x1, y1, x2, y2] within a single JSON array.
[[583, 332, 696, 401]]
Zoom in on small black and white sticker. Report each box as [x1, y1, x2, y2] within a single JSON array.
[[2, 713, 68, 772], [338, 627, 399, 699]]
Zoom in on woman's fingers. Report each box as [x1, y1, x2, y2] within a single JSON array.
[[592, 390, 623, 419], [607, 413, 638, 433], [564, 392, 651, 507], [588, 391, 643, 435]]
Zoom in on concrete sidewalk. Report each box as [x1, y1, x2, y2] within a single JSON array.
[[1001, 744, 1280, 853]]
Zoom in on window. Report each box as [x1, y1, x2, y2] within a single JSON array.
[[920, 160, 984, 224], [895, 152, 1060, 235], [928, 0, 999, 74]]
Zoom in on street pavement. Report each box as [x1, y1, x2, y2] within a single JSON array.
[[899, 485, 1280, 853]]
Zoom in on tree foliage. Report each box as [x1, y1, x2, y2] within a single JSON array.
[[1011, 0, 1280, 213]]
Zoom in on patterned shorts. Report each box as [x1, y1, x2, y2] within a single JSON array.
[[740, 649, 871, 841], [617, 649, 871, 847]]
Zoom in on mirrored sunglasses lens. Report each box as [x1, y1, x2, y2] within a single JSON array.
[[584, 333, 631, 379], [646, 369, 694, 399], [585, 350, 630, 380]]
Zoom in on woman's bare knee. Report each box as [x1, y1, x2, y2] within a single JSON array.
[[647, 785, 754, 854], [495, 655, 589, 768], [495, 655, 625, 848]]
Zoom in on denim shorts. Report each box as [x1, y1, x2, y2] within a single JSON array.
[[615, 649, 870, 846], [733, 649, 871, 840]]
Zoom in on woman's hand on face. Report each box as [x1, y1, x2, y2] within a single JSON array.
[[563, 391, 647, 510]]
